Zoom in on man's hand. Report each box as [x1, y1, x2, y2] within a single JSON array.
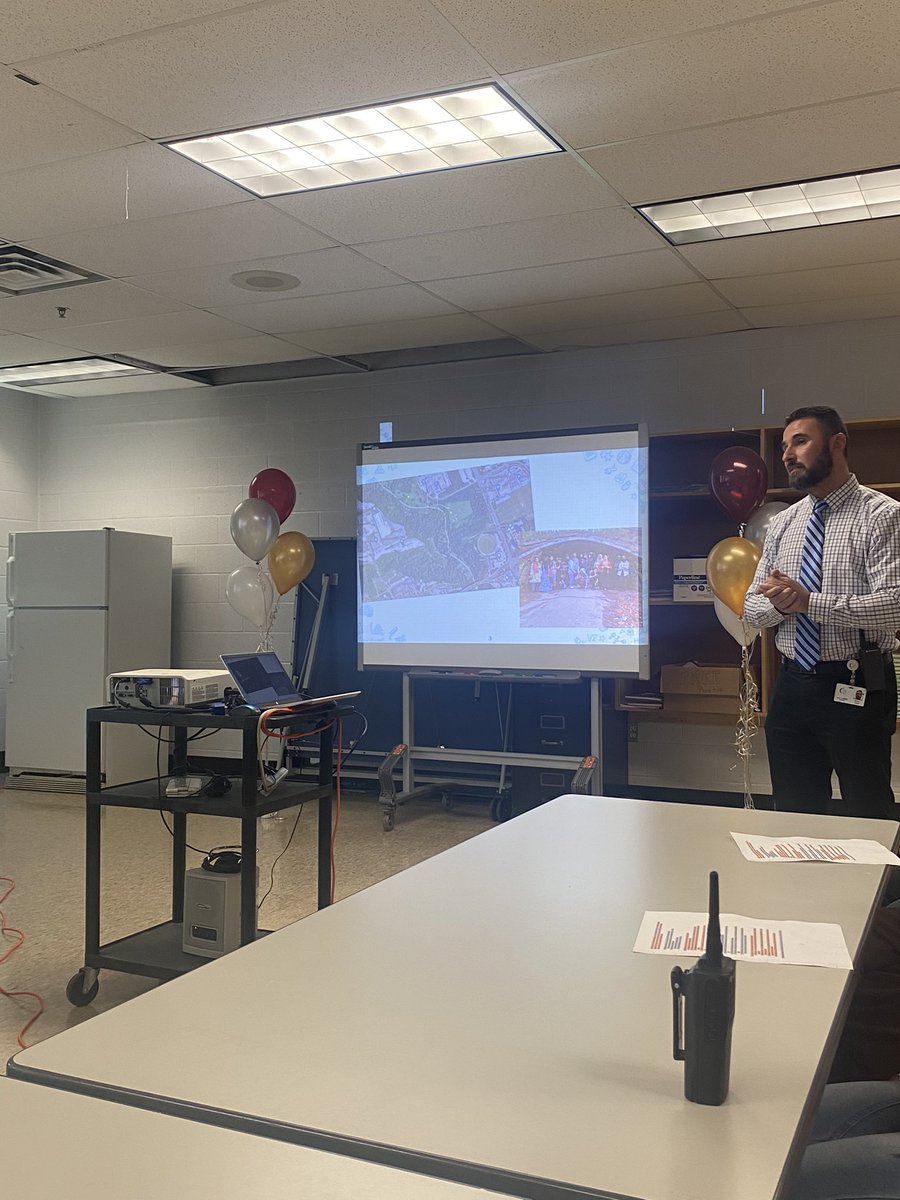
[[756, 569, 811, 614]]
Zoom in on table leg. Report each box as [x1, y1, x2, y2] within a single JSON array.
[[318, 721, 334, 909], [240, 813, 258, 944], [172, 812, 186, 922]]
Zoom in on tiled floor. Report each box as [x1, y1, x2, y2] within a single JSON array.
[[0, 785, 494, 1066]]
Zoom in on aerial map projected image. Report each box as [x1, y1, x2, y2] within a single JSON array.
[[518, 529, 642, 629], [359, 460, 535, 602]]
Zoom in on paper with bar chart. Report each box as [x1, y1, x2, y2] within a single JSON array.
[[634, 911, 852, 968], [730, 833, 900, 865]]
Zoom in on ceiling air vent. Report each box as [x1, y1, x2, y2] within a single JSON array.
[[0, 243, 105, 296]]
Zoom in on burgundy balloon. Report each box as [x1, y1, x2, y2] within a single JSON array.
[[249, 469, 296, 524], [709, 447, 768, 524]]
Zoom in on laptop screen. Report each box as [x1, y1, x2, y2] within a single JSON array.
[[221, 652, 300, 706]]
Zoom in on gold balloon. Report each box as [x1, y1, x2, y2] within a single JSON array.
[[706, 537, 761, 617], [268, 532, 315, 596]]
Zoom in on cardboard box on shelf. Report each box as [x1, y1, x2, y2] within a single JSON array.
[[672, 557, 712, 602], [660, 663, 746, 696], [663, 693, 740, 715]]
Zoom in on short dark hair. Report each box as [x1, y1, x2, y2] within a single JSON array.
[[785, 406, 848, 444]]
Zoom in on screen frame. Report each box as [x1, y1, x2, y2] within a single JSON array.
[[357, 422, 649, 679]]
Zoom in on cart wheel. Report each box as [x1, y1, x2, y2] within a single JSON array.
[[490, 793, 513, 823], [382, 811, 395, 832], [66, 970, 99, 1008]]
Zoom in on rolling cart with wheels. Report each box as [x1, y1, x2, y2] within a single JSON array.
[[67, 704, 338, 1007]]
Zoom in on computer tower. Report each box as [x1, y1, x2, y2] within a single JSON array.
[[182, 867, 243, 958]]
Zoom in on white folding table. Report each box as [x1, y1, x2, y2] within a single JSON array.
[[0, 1074, 512, 1199], [9, 795, 897, 1200]]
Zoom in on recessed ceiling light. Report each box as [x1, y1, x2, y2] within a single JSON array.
[[165, 85, 561, 196], [637, 164, 900, 245], [229, 270, 301, 292], [0, 356, 160, 387]]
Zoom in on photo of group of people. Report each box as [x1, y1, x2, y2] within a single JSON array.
[[518, 534, 642, 629]]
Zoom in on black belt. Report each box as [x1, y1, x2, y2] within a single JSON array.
[[782, 653, 892, 677]]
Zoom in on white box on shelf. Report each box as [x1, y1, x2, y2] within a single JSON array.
[[673, 557, 711, 602]]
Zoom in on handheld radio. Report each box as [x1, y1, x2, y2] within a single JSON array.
[[670, 870, 736, 1105]]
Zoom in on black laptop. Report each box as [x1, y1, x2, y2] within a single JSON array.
[[221, 652, 359, 711]]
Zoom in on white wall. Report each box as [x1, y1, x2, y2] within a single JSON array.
[[15, 313, 900, 789], [0, 393, 40, 750]]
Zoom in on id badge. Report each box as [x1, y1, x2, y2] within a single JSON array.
[[834, 683, 867, 707]]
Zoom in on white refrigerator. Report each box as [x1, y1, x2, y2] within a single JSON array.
[[6, 529, 172, 788]]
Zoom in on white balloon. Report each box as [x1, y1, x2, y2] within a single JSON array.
[[226, 565, 273, 627], [745, 501, 789, 549], [714, 595, 759, 647], [230, 497, 279, 562]]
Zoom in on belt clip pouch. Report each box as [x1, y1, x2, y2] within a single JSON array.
[[861, 639, 886, 690]]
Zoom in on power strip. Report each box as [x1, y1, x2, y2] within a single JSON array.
[[258, 767, 288, 792], [166, 776, 205, 797]]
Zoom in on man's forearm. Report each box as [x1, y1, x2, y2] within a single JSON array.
[[743, 592, 785, 628]]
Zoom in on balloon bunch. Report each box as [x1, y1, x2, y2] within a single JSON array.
[[706, 449, 788, 809], [225, 469, 315, 651]]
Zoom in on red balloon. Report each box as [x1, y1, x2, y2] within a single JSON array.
[[249, 468, 296, 524], [709, 447, 768, 524]]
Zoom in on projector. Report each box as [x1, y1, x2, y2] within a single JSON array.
[[108, 669, 231, 708]]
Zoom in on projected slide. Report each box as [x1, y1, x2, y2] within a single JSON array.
[[358, 427, 648, 676]]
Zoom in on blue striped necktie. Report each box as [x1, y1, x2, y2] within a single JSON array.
[[794, 498, 828, 671]]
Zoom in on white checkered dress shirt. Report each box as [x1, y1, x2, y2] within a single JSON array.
[[744, 474, 900, 660]]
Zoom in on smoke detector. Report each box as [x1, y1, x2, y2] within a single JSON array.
[[229, 270, 301, 292]]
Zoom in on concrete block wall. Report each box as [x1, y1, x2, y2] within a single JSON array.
[[15, 312, 900, 790], [0, 393, 40, 751]]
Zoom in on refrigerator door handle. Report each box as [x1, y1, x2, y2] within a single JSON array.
[[6, 548, 14, 607], [6, 610, 14, 683]]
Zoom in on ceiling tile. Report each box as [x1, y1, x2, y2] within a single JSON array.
[[134, 336, 319, 369], [211, 285, 460, 334], [0, 280, 187, 335], [716, 259, 900, 308], [13, 0, 489, 139], [126, 247, 404, 308], [0, 333, 85, 366], [289, 313, 507, 356], [680, 219, 900, 279], [356, 207, 661, 280], [522, 310, 751, 351], [0, 0, 259, 60], [479, 282, 731, 335], [431, 0, 807, 73], [742, 292, 900, 328], [0, 66, 138, 173], [27, 203, 335, 278], [0, 143, 248, 242], [422, 249, 698, 309], [269, 155, 622, 244], [583, 91, 900, 205], [510, 0, 900, 146], [30, 310, 259, 354]]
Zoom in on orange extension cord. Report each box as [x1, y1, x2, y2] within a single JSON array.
[[0, 876, 45, 1049], [257, 711, 343, 903]]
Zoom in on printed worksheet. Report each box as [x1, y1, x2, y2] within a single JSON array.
[[730, 832, 900, 865], [634, 911, 852, 968]]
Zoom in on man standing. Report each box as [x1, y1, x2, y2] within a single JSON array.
[[743, 406, 900, 818]]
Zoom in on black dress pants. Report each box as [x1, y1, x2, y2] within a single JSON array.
[[765, 658, 897, 819]]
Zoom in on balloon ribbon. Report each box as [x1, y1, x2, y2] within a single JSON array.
[[734, 640, 760, 808]]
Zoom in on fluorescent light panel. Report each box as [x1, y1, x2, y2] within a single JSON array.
[[166, 86, 561, 195], [0, 357, 158, 387], [638, 166, 900, 244]]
